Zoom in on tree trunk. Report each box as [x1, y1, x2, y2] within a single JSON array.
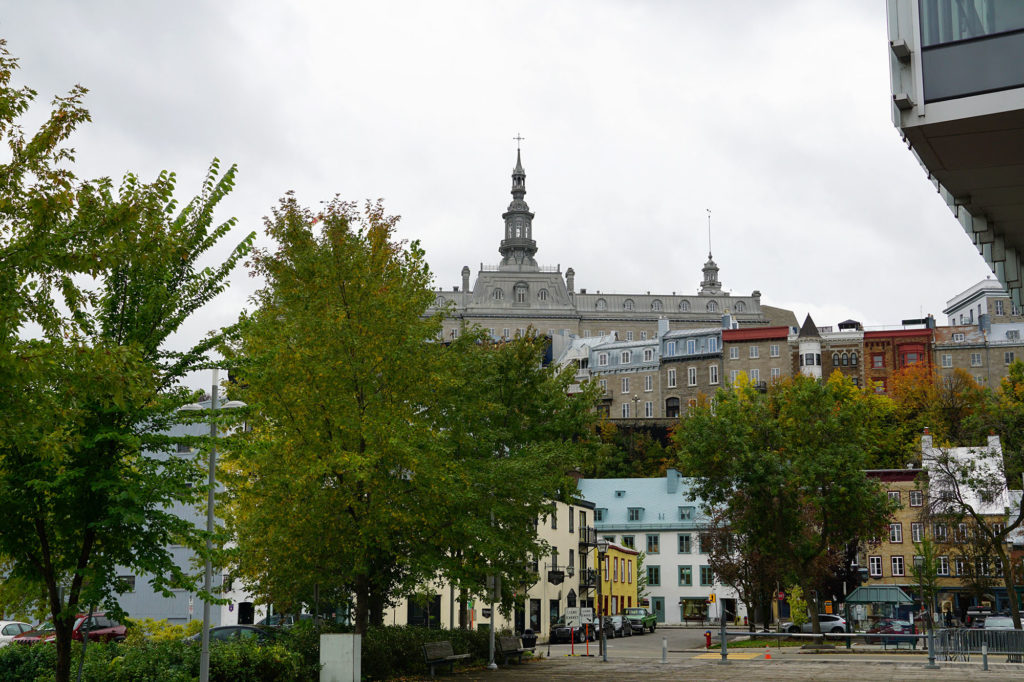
[[996, 544, 1022, 629], [353, 576, 370, 635], [53, 617, 74, 682], [459, 587, 469, 629]]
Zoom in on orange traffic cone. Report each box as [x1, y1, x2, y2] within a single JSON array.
[[764, 643, 771, 660]]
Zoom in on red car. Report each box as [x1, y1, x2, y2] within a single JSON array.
[[29, 613, 128, 644], [864, 618, 913, 644], [12, 622, 54, 645]]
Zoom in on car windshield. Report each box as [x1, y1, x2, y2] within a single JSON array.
[[624, 608, 642, 615], [986, 617, 1013, 628]]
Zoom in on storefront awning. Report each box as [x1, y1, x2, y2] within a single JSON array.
[[845, 585, 915, 604]]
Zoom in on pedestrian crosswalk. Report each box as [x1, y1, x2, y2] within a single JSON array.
[[693, 652, 765, 660]]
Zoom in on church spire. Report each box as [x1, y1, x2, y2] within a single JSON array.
[[699, 208, 722, 294], [499, 138, 538, 269]]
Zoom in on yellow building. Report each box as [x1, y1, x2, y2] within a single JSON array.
[[598, 541, 639, 616]]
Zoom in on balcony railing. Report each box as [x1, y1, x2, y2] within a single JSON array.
[[578, 526, 598, 547], [578, 568, 598, 588]]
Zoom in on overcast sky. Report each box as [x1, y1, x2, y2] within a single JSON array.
[[4, 1, 996, 388]]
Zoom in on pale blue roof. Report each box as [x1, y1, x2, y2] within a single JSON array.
[[577, 470, 711, 532]]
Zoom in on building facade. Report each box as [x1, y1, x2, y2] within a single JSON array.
[[578, 470, 743, 626], [382, 499, 597, 643]]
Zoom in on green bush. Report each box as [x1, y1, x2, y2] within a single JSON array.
[[0, 624, 489, 680]]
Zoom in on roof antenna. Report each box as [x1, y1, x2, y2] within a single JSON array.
[[706, 208, 712, 257]]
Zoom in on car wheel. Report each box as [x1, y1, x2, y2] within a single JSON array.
[[576, 629, 585, 644], [831, 627, 845, 634], [788, 625, 800, 634], [650, 623, 656, 633]]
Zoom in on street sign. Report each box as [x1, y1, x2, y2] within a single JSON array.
[[565, 607, 581, 627], [824, 600, 833, 615], [777, 590, 785, 601], [581, 607, 594, 623], [481, 608, 491, 618], [548, 569, 565, 585], [228, 604, 234, 612], [708, 593, 716, 603]]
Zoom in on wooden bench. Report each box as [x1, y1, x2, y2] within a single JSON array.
[[496, 635, 527, 664], [422, 641, 470, 677]]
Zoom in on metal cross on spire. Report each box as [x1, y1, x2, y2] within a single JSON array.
[[513, 133, 525, 150]]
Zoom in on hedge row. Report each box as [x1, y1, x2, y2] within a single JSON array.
[[0, 624, 493, 681]]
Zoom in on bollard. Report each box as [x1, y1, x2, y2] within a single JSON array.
[[719, 616, 730, 665], [662, 636, 667, 664], [982, 641, 988, 671]]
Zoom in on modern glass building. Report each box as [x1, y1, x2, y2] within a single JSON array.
[[887, 0, 1024, 304]]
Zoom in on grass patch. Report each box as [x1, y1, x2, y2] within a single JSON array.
[[713, 638, 805, 649]]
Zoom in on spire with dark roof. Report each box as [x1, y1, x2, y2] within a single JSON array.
[[499, 145, 538, 269], [798, 314, 821, 338]]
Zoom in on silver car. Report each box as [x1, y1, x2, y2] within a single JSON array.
[[783, 614, 847, 634]]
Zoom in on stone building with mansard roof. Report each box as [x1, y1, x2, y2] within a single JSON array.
[[428, 150, 796, 342]]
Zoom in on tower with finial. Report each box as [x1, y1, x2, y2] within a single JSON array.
[[699, 209, 722, 295], [498, 134, 538, 269]]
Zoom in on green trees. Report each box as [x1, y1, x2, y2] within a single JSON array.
[[675, 373, 894, 633], [0, 42, 253, 682], [225, 196, 600, 633]]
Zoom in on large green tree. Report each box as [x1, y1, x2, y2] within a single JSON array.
[[674, 373, 894, 634], [427, 329, 600, 624], [0, 41, 253, 681], [225, 196, 447, 633]]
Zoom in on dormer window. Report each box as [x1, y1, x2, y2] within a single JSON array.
[[493, 288, 504, 301], [615, 490, 626, 498], [620, 351, 631, 364], [651, 300, 663, 311], [627, 507, 644, 521], [679, 300, 690, 312], [707, 301, 718, 312], [514, 283, 528, 303], [952, 333, 965, 342], [624, 299, 635, 311], [679, 506, 694, 520], [596, 298, 607, 311]]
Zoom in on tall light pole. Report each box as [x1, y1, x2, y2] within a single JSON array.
[[180, 369, 245, 682], [596, 537, 609, 662]]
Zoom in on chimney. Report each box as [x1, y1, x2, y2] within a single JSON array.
[[921, 427, 932, 451], [461, 265, 470, 294], [666, 468, 680, 495], [657, 317, 670, 338], [566, 267, 575, 294], [721, 313, 732, 329], [988, 432, 1001, 452]]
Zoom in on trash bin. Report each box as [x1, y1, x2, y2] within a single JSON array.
[[521, 629, 537, 648]]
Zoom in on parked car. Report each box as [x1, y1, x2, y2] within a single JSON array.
[[608, 614, 632, 638], [12, 622, 55, 645], [185, 624, 282, 644], [65, 613, 127, 643], [864, 618, 913, 644], [966, 606, 993, 629], [0, 621, 33, 647], [548, 615, 596, 644], [782, 614, 847, 634], [623, 607, 656, 634], [984, 616, 1016, 630]]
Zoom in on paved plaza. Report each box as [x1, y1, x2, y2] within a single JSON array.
[[429, 629, 1024, 681]]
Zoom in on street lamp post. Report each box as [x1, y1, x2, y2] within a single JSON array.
[[596, 538, 609, 662], [181, 369, 245, 682]]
